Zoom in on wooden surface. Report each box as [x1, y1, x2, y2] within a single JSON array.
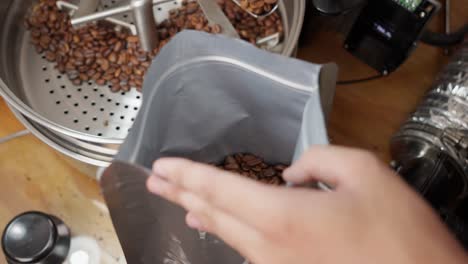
[[0, 3, 466, 263], [0, 104, 125, 263], [298, 2, 466, 161]]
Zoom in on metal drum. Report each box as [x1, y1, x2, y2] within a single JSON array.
[[0, 0, 306, 168]]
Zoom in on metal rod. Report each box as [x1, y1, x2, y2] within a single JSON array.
[[0, 130, 30, 145], [70, 0, 174, 28], [57, 1, 138, 34], [131, 0, 159, 51], [256, 33, 280, 46], [71, 4, 133, 27]]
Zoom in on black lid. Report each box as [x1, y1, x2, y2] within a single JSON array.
[[2, 212, 70, 264]]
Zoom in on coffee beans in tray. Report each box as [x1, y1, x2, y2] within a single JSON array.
[[25, 0, 283, 93], [217, 153, 288, 185], [238, 0, 278, 15]]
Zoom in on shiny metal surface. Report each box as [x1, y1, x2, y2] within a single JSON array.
[[392, 42, 468, 185], [58, 1, 138, 34], [71, 0, 161, 51], [10, 109, 113, 168], [0, 0, 305, 166], [410, 44, 468, 133], [131, 0, 159, 51], [70, 0, 182, 28], [71, 3, 133, 27], [74, 0, 100, 18]]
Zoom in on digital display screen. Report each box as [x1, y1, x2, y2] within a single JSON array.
[[373, 22, 394, 40]]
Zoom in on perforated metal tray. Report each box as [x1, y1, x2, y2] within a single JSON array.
[[0, 0, 304, 157], [20, 0, 190, 140]]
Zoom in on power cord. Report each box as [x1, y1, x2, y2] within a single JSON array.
[[337, 74, 386, 85], [0, 130, 30, 144], [421, 24, 468, 47]]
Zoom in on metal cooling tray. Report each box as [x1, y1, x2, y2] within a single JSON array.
[[0, 0, 293, 145]]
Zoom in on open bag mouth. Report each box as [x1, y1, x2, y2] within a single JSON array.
[[99, 30, 337, 264]]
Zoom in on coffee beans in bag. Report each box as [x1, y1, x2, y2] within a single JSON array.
[[101, 31, 337, 264]]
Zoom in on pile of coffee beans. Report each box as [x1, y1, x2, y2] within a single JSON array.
[[26, 0, 151, 91], [26, 0, 283, 92], [238, 0, 278, 15], [217, 153, 287, 185], [218, 0, 283, 43]]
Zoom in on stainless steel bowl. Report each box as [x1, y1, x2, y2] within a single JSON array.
[[0, 0, 306, 168]]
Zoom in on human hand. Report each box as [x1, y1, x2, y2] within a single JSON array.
[[147, 146, 467, 264]]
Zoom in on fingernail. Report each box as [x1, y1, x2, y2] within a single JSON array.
[[283, 168, 310, 184], [283, 167, 303, 179], [153, 160, 168, 179], [186, 213, 203, 230], [147, 176, 165, 195]]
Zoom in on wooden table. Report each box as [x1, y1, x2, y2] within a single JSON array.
[[0, 103, 125, 263], [0, 3, 466, 263]]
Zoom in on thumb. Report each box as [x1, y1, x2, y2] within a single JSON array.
[[284, 146, 379, 189]]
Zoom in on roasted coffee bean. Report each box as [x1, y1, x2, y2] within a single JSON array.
[[79, 73, 89, 81], [212, 24, 222, 34], [45, 51, 56, 61], [27, 0, 282, 93], [66, 70, 79, 80], [113, 41, 122, 52], [91, 72, 102, 81], [225, 162, 240, 170], [274, 164, 287, 171], [236, 0, 278, 15], [134, 78, 143, 87], [242, 154, 262, 166], [108, 52, 117, 63], [126, 35, 139, 43], [218, 153, 287, 185], [262, 167, 276, 178], [110, 84, 120, 92], [72, 78, 82, 85]]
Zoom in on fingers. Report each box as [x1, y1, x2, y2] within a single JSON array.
[[284, 146, 382, 189], [186, 212, 204, 230], [146, 175, 265, 259], [186, 211, 266, 262], [149, 158, 323, 233]]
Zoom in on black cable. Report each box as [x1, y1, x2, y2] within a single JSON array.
[[310, 0, 366, 16], [421, 24, 468, 47], [337, 74, 385, 85]]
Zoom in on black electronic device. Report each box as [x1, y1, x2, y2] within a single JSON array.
[[306, 0, 441, 76], [344, 0, 440, 74]]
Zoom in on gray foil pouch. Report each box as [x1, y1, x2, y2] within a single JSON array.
[[100, 31, 337, 264]]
